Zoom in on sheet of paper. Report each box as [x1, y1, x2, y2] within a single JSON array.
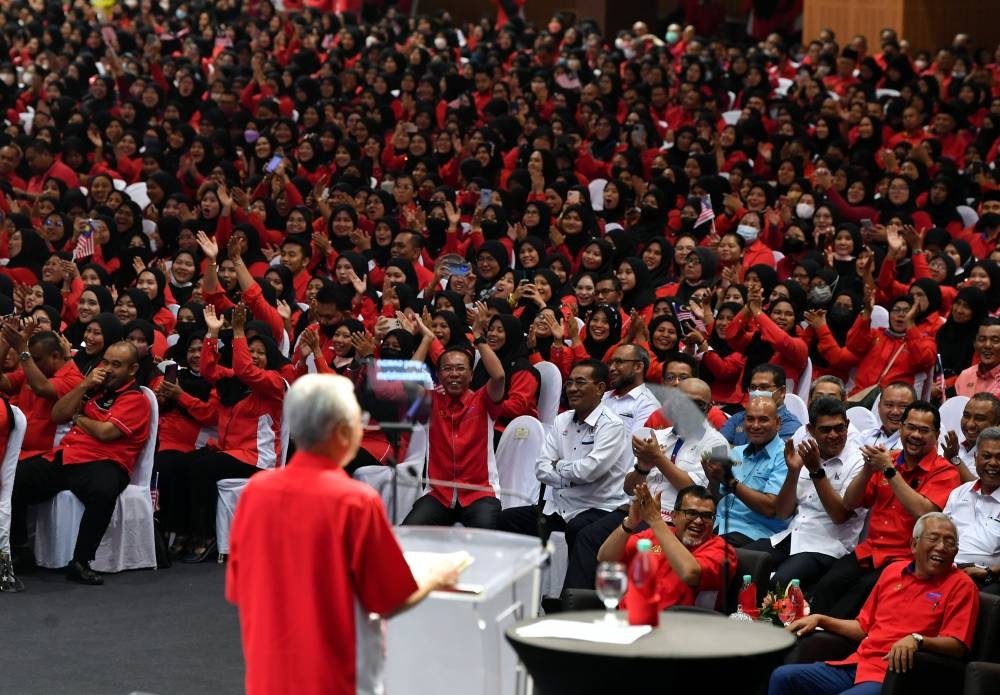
[[403, 551, 482, 594], [516, 619, 652, 645]]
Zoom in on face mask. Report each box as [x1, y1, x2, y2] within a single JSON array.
[[379, 348, 404, 360], [782, 238, 806, 254], [426, 218, 448, 235], [914, 60, 928, 72], [809, 285, 833, 306], [736, 224, 759, 242], [434, 37, 448, 51], [244, 129, 259, 144], [0, 73, 15, 87], [795, 203, 815, 219], [639, 205, 659, 224], [142, 135, 159, 149], [665, 31, 680, 45], [680, 217, 696, 232], [615, 38, 627, 51], [953, 71, 966, 79], [748, 390, 773, 400], [175, 9, 187, 19], [981, 213, 1000, 229], [828, 306, 854, 324], [650, 167, 665, 179], [480, 220, 504, 239]]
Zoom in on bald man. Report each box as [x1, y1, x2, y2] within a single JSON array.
[[707, 397, 790, 548], [561, 379, 728, 592]]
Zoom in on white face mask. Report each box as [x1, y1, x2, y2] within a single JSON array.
[[795, 203, 815, 219], [736, 224, 759, 242], [0, 73, 15, 87], [434, 37, 448, 51]]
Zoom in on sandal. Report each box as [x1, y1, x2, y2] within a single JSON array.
[[168, 535, 190, 560], [182, 538, 217, 564]]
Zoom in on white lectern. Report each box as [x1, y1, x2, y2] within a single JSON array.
[[386, 526, 548, 695]]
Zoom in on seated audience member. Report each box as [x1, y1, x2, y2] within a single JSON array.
[[596, 483, 737, 611], [748, 397, 866, 591], [563, 378, 727, 591], [769, 513, 979, 695], [10, 342, 150, 585], [791, 376, 861, 448], [0, 324, 83, 459], [942, 392, 1000, 483], [720, 364, 801, 446], [402, 317, 506, 528], [602, 344, 661, 435], [643, 352, 730, 430], [497, 359, 630, 552], [955, 319, 1000, 397], [944, 426, 1000, 595], [856, 382, 916, 449], [810, 401, 961, 618], [708, 396, 790, 547]]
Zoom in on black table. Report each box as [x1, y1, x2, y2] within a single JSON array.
[[505, 610, 796, 695]]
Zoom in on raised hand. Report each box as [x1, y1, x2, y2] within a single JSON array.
[[231, 303, 248, 335], [803, 309, 827, 328], [351, 330, 376, 357], [196, 230, 218, 261], [203, 304, 224, 335]]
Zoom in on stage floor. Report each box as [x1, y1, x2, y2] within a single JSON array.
[[3, 562, 244, 695]]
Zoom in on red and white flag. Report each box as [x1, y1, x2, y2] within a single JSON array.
[[695, 195, 715, 227], [72, 229, 94, 259]]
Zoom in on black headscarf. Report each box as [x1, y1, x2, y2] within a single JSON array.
[[582, 304, 622, 359], [471, 314, 537, 398], [6, 229, 50, 282], [73, 313, 123, 375], [119, 287, 153, 322], [216, 333, 289, 407], [937, 287, 988, 375], [618, 257, 656, 312], [122, 319, 157, 386], [432, 309, 470, 349], [64, 285, 114, 346]]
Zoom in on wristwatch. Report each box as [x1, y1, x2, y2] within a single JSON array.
[[950, 456, 964, 467], [985, 567, 996, 585], [883, 467, 897, 480], [633, 462, 651, 474], [809, 468, 827, 480], [621, 521, 638, 535], [18, 351, 29, 362], [911, 633, 924, 649], [473, 335, 488, 346]]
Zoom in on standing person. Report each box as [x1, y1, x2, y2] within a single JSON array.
[[227, 374, 459, 695]]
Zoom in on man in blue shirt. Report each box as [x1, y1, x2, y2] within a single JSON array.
[[720, 364, 802, 445], [706, 397, 790, 547]]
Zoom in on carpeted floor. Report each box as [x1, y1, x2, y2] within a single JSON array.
[[3, 561, 244, 695]]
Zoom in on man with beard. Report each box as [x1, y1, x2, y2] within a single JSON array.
[[10, 342, 151, 585], [597, 483, 737, 611], [944, 426, 1000, 595], [810, 401, 960, 618], [602, 344, 660, 435]]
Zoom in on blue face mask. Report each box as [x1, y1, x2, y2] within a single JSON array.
[[748, 390, 774, 400], [736, 224, 759, 242], [665, 31, 680, 45]]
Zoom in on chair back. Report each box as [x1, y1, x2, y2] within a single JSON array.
[[535, 361, 562, 426], [847, 406, 878, 432], [133, 387, 159, 488], [938, 396, 970, 446], [971, 592, 1000, 662], [496, 416, 545, 508], [784, 393, 809, 427], [871, 305, 890, 329]]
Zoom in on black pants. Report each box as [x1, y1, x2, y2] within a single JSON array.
[[188, 450, 261, 539], [11, 454, 129, 564], [562, 508, 631, 591], [401, 494, 501, 529], [809, 551, 887, 618], [744, 536, 837, 594], [154, 449, 194, 535], [497, 505, 611, 560], [344, 447, 383, 477], [720, 531, 756, 548]]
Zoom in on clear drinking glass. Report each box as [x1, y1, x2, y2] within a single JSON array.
[[777, 599, 796, 627], [595, 561, 628, 624]]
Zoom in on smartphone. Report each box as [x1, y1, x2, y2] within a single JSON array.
[[164, 362, 178, 384], [519, 278, 530, 286], [630, 124, 645, 148], [479, 188, 492, 209], [101, 26, 117, 45], [403, 122, 418, 134], [386, 318, 403, 331], [567, 190, 581, 205], [442, 261, 470, 276], [860, 218, 874, 230], [380, 180, 395, 195], [265, 155, 283, 174]]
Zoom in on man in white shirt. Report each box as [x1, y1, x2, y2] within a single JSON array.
[[562, 378, 726, 591], [497, 359, 630, 554], [943, 426, 1000, 595], [746, 397, 866, 592], [602, 344, 661, 435], [942, 392, 1000, 484], [857, 382, 916, 450]]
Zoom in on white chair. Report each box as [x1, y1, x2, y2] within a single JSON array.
[[496, 416, 545, 509], [876, 88, 901, 99], [772, 250, 785, 264], [870, 394, 883, 426], [784, 393, 809, 426], [721, 110, 742, 125], [216, 413, 290, 556], [31, 387, 159, 572], [790, 358, 812, 401], [0, 407, 27, 557], [957, 205, 979, 228], [775, 77, 793, 96], [871, 306, 890, 330], [124, 182, 150, 210], [915, 367, 934, 401], [535, 361, 562, 427], [847, 406, 877, 432], [588, 179, 608, 211], [351, 424, 428, 524], [540, 531, 568, 599], [938, 396, 969, 445]]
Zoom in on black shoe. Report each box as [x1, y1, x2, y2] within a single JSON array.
[[541, 596, 563, 615], [11, 545, 37, 574], [182, 538, 217, 564], [66, 560, 103, 586]]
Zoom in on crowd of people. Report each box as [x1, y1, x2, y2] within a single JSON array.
[[0, 0, 998, 692]]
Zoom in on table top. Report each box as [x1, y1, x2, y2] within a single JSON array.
[[506, 610, 796, 660]]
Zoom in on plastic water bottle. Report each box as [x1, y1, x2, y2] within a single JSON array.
[[627, 539, 660, 627], [738, 574, 757, 614], [787, 579, 806, 620]]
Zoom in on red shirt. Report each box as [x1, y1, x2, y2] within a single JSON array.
[[227, 452, 418, 695], [48, 381, 150, 474], [855, 451, 960, 567], [8, 360, 83, 459], [619, 530, 737, 611], [829, 560, 979, 683], [427, 385, 502, 507], [26, 159, 79, 194], [158, 389, 220, 453]]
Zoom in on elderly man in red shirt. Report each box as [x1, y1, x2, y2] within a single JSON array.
[[768, 512, 979, 695], [10, 341, 150, 585], [809, 401, 960, 618]]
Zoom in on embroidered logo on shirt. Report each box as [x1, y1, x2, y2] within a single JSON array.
[[926, 592, 942, 610]]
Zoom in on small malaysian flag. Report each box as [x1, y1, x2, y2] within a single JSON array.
[[150, 472, 160, 512], [73, 226, 95, 259], [695, 195, 715, 227], [674, 303, 695, 324]]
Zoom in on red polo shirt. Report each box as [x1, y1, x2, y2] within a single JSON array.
[[8, 360, 83, 459], [427, 385, 502, 507], [855, 451, 960, 567], [47, 381, 151, 474], [829, 560, 978, 683], [619, 530, 737, 611], [227, 452, 418, 695]]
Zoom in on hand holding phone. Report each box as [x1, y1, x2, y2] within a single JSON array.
[[567, 190, 581, 205]]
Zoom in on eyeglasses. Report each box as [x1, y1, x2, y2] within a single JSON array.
[[890, 307, 911, 315], [609, 358, 641, 367], [815, 423, 848, 435], [685, 256, 702, 265], [564, 378, 596, 388], [902, 422, 935, 435], [663, 374, 690, 383], [595, 288, 617, 296], [675, 508, 716, 522]]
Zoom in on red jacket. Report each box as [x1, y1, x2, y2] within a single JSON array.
[[845, 317, 937, 395]]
